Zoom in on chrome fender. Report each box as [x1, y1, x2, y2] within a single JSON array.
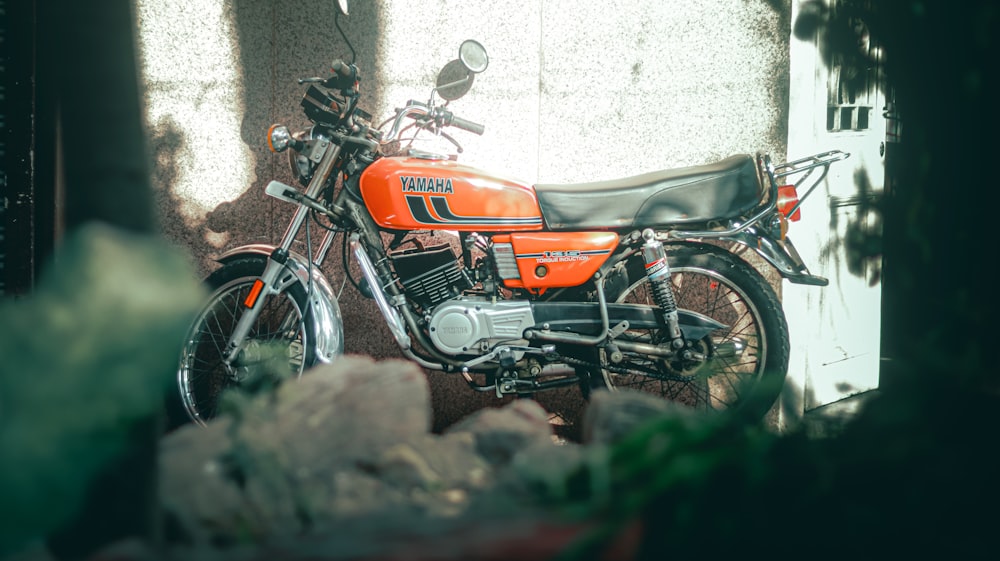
[[216, 244, 344, 364], [715, 226, 829, 287]]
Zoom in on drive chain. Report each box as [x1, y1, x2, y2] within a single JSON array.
[[559, 351, 697, 383]]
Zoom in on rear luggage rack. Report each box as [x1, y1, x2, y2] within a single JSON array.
[[767, 150, 851, 219]]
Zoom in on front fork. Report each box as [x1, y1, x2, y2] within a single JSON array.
[[222, 248, 294, 364], [640, 228, 685, 349], [222, 141, 343, 366]]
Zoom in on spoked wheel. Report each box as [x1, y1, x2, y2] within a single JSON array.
[[174, 256, 316, 427], [591, 243, 789, 419]]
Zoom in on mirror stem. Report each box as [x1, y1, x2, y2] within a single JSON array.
[[334, 10, 356, 64], [432, 75, 472, 100]]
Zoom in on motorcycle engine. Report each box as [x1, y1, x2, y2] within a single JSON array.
[[427, 299, 535, 355], [389, 243, 472, 310], [390, 242, 538, 357]]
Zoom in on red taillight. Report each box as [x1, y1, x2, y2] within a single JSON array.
[[777, 185, 801, 222]]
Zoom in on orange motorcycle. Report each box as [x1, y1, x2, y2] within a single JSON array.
[[175, 2, 849, 426]]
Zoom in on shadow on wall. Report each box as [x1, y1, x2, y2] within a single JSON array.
[[819, 167, 883, 286], [753, 0, 793, 159], [225, 0, 394, 359], [757, 0, 881, 288], [150, 118, 223, 272]]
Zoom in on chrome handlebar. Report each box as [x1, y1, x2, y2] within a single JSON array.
[[380, 103, 434, 143], [379, 101, 484, 143]]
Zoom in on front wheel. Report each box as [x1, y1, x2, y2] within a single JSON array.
[[590, 243, 789, 420], [173, 256, 317, 427]]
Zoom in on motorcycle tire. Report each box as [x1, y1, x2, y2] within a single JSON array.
[[172, 255, 317, 428], [588, 242, 790, 420]]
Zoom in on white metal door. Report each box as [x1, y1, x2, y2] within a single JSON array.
[[782, 0, 885, 421]]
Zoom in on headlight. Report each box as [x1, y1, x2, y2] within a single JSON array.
[[267, 124, 293, 152], [289, 150, 313, 186], [289, 129, 317, 186], [279, 126, 330, 185]]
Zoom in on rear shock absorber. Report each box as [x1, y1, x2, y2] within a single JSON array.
[[640, 229, 684, 348]]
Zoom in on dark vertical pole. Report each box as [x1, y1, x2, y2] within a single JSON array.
[[33, 0, 59, 278], [0, 0, 42, 296], [39, 0, 162, 558], [876, 3, 993, 393], [49, 0, 155, 235]]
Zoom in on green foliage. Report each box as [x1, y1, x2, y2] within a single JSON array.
[[794, 0, 998, 389], [544, 408, 786, 559], [0, 224, 204, 555], [544, 382, 1000, 560]]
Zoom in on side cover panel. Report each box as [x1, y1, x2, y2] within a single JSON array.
[[359, 157, 545, 231], [497, 231, 618, 291]]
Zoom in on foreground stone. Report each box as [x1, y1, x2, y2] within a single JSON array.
[[160, 356, 589, 547], [154, 356, 690, 559]]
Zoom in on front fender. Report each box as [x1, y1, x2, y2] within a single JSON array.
[[217, 244, 344, 364]]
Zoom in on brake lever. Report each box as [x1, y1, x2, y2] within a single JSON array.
[[439, 130, 464, 154], [412, 116, 464, 154]]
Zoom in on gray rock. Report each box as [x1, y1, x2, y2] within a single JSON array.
[[502, 438, 594, 504], [157, 359, 713, 553], [158, 418, 242, 544], [444, 399, 554, 465], [372, 432, 491, 492], [582, 388, 695, 445], [159, 355, 434, 544]]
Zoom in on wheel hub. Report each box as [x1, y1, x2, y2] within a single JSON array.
[[662, 336, 714, 380]]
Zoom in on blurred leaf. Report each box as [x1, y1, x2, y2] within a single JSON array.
[[0, 224, 204, 554]]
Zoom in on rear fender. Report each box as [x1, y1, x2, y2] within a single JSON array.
[[709, 227, 829, 286], [217, 244, 344, 364]]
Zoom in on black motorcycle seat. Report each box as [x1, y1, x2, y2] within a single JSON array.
[[534, 154, 763, 231]]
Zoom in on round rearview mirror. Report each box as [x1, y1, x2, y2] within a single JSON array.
[[336, 0, 349, 16], [459, 40, 488, 73], [435, 59, 475, 101]]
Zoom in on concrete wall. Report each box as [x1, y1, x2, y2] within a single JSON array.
[[135, 0, 793, 427]]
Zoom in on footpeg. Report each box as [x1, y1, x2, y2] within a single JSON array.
[[788, 273, 829, 286]]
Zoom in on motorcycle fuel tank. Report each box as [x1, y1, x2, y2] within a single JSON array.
[[359, 157, 545, 231]]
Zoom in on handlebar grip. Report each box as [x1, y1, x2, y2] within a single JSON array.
[[325, 59, 357, 90], [330, 59, 354, 78], [448, 115, 485, 135]]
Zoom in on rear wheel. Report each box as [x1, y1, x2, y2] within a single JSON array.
[[173, 256, 317, 427], [590, 243, 789, 419]]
